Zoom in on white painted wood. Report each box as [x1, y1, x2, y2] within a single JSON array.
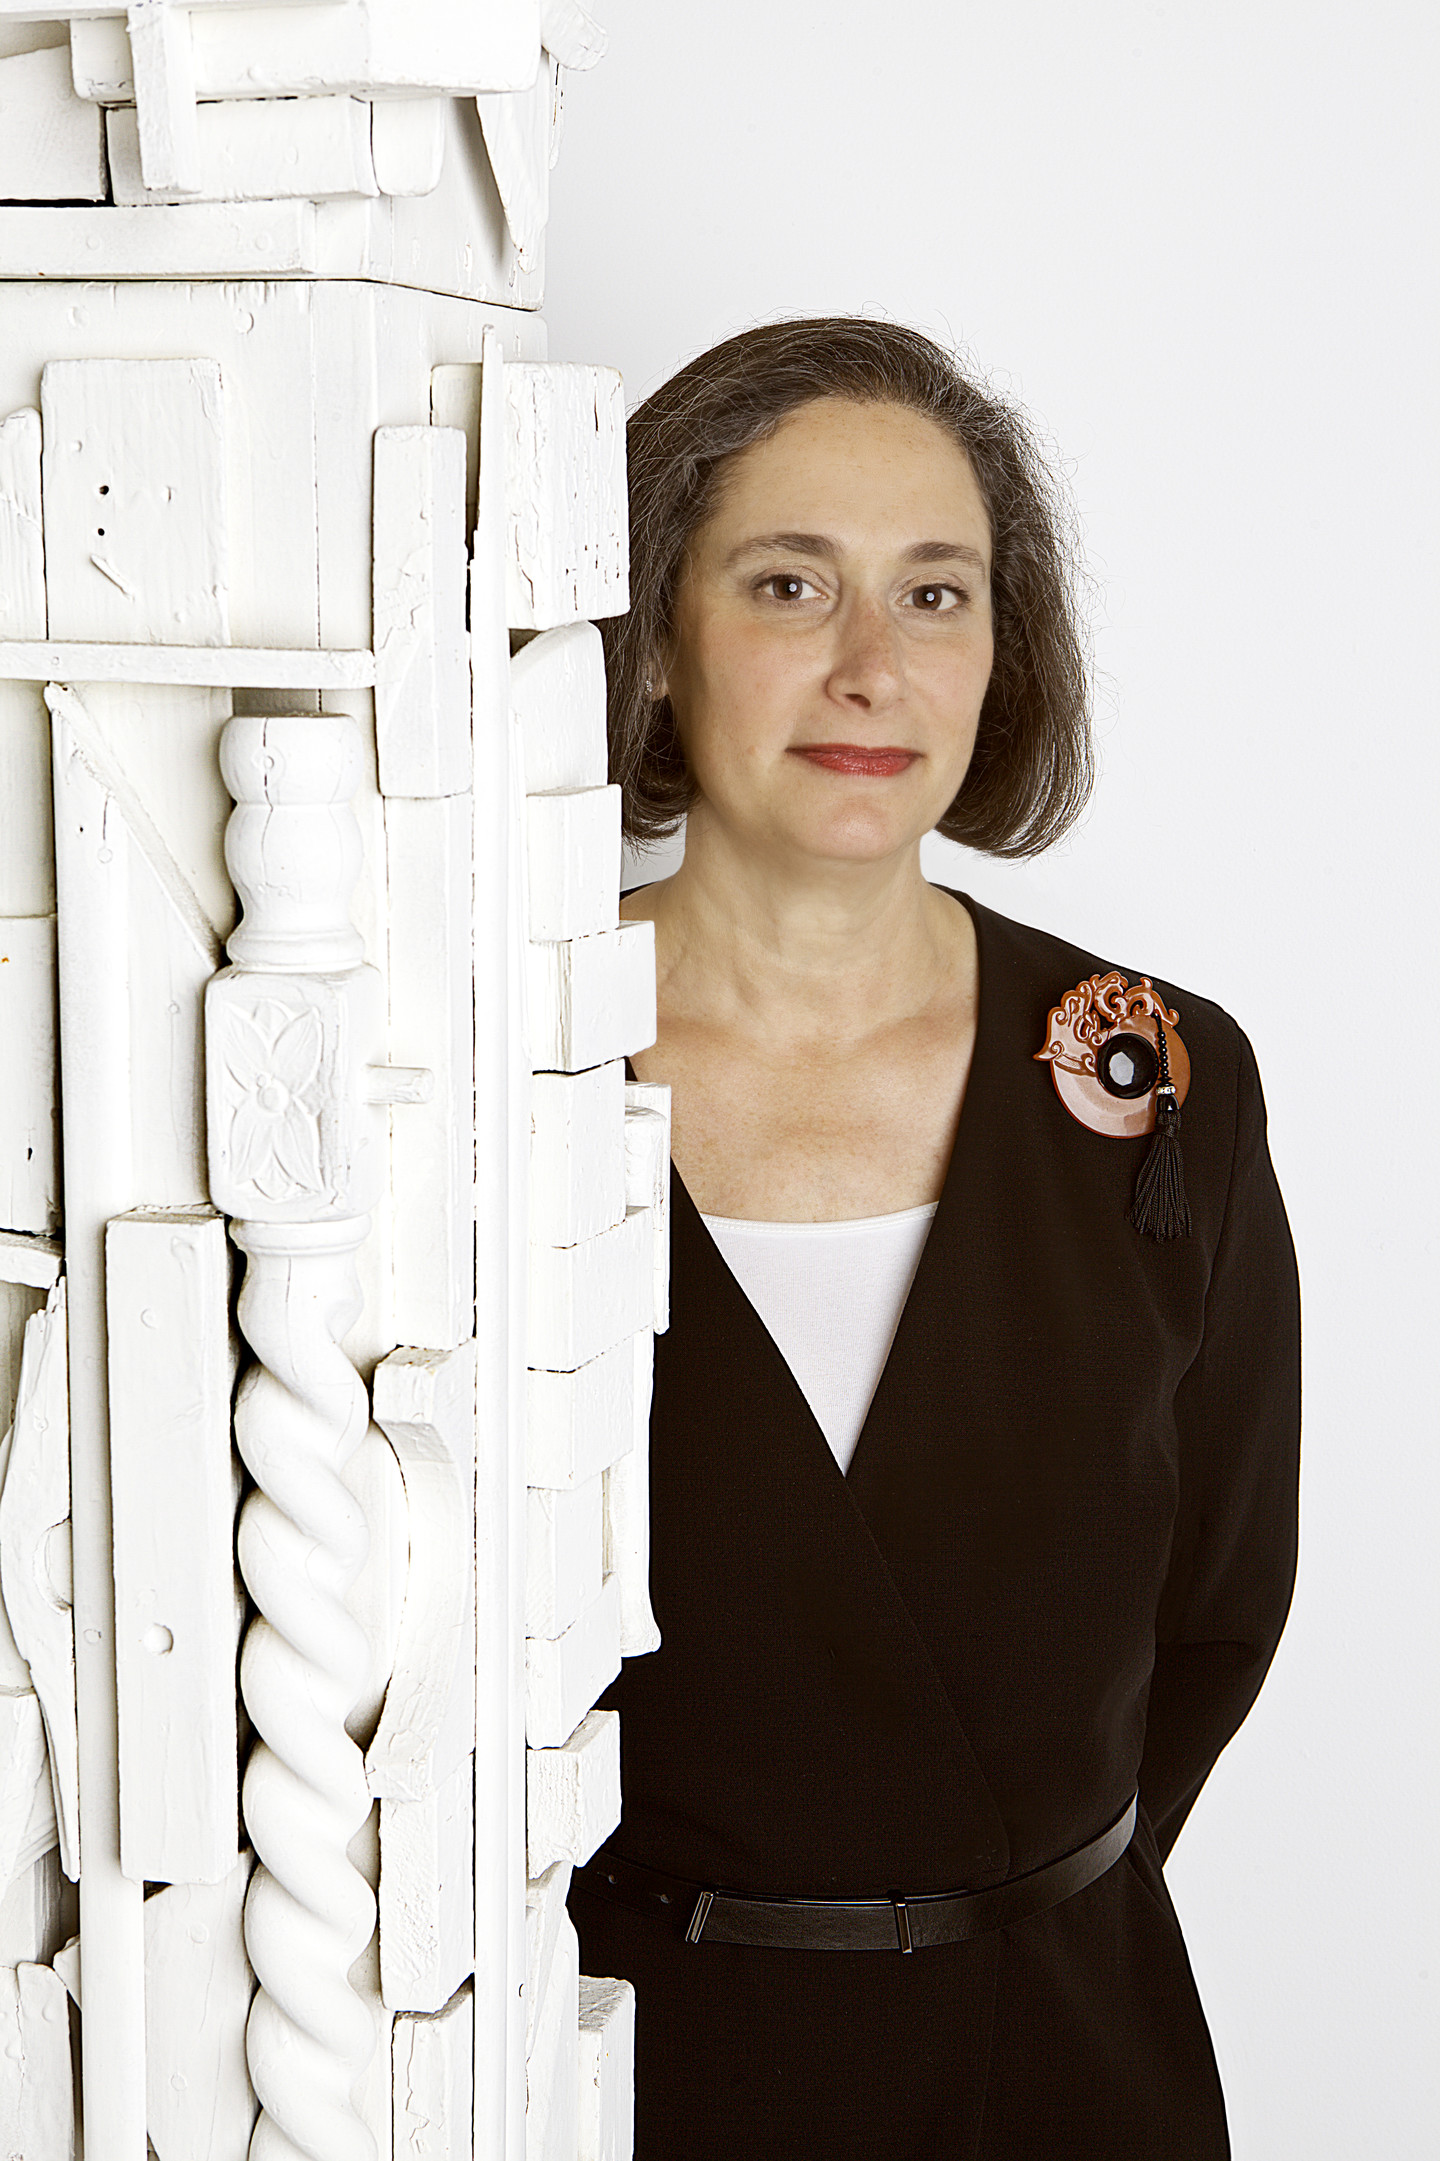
[[510, 621, 608, 794], [525, 1706, 619, 1879], [528, 1208, 653, 1374], [0, 1283, 78, 1877], [526, 1339, 635, 1492], [476, 51, 557, 270], [341, 1418, 410, 1753], [367, 1343, 477, 1802], [0, 1960, 74, 2160], [541, 0, 608, 69], [372, 96, 446, 198], [143, 1851, 257, 2161], [0, 1232, 62, 1289], [0, 641, 374, 687], [108, 91, 377, 205], [521, 1856, 571, 2063], [0, 680, 53, 922], [40, 356, 229, 646], [125, 0, 201, 193], [0, 1278, 44, 1444], [604, 1330, 662, 1658], [525, 1912, 579, 2161], [505, 365, 629, 630], [385, 796, 476, 1350], [373, 426, 470, 798], [525, 1474, 602, 1642], [0, 1846, 64, 1970], [527, 921, 657, 1076], [70, 0, 542, 101], [379, 1751, 474, 2014], [524, 1572, 621, 1749], [106, 1206, 237, 1885], [577, 1974, 635, 2161], [528, 1062, 626, 1252], [525, 784, 621, 942], [0, 915, 60, 1236], [0, 42, 106, 201], [393, 1981, 474, 2158], [624, 1084, 671, 1336], [0, 408, 45, 638], [0, 197, 321, 278], [0, 1691, 58, 1894]]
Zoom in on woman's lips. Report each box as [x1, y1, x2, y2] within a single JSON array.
[[790, 744, 918, 776]]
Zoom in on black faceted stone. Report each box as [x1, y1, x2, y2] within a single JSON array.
[[1097, 1031, 1159, 1099]]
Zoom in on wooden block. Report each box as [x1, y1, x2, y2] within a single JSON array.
[[0, 1691, 57, 1895], [0, 640, 373, 689], [379, 1751, 475, 2014], [0, 915, 60, 1236], [373, 95, 447, 197], [525, 1474, 603, 1642], [624, 1084, 671, 1335], [0, 1233, 62, 1291], [40, 357, 228, 646], [525, 1706, 620, 1879], [0, 1961, 73, 2161], [367, 1343, 477, 1802], [0, 409, 45, 637], [525, 1572, 621, 1748], [126, 0, 201, 193], [385, 796, 476, 1349], [511, 620, 609, 794], [0, 1282, 79, 1876], [0, 197, 321, 279], [144, 1852, 257, 2161], [526, 1340, 635, 1491], [604, 1330, 661, 1658], [106, 1207, 237, 1885], [0, 42, 106, 203], [0, 1847, 64, 1972], [374, 426, 470, 797], [393, 1982, 474, 2159], [107, 90, 377, 204], [527, 920, 657, 1075], [529, 1062, 626, 1251], [506, 365, 629, 630], [476, 50, 556, 270], [528, 1207, 654, 1373], [526, 784, 621, 942], [522, 1856, 571, 2062], [577, 1974, 636, 2161], [525, 1911, 579, 2161]]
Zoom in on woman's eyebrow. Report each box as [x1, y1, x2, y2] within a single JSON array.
[[722, 531, 988, 572]]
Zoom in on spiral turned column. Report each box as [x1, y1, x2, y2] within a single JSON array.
[[205, 714, 393, 2161]]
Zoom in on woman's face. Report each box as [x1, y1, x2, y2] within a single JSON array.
[[661, 396, 995, 870]]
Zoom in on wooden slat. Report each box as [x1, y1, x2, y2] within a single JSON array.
[[525, 1476, 603, 1642], [0, 44, 106, 203], [125, 0, 201, 192], [373, 426, 470, 797], [393, 1982, 474, 2160], [528, 1063, 626, 1252], [526, 1341, 635, 1492], [0, 1962, 74, 2161], [524, 1912, 578, 2161], [143, 1853, 257, 2161], [624, 1083, 671, 1335], [108, 92, 376, 205], [0, 201, 321, 279], [379, 1753, 475, 2014], [0, 409, 45, 639], [510, 621, 609, 795], [577, 1975, 635, 2161], [505, 365, 628, 630], [603, 1329, 662, 1658], [525, 784, 621, 942], [528, 1208, 653, 1374], [525, 1707, 620, 1879], [0, 916, 60, 1236], [0, 640, 375, 687], [526, 920, 657, 1075], [524, 1574, 621, 1749]]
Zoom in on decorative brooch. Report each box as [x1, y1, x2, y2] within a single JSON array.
[[1035, 971, 1193, 1239]]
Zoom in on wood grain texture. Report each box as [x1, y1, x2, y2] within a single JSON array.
[[105, 1207, 238, 1886], [144, 1852, 258, 2161], [373, 425, 470, 799], [0, 408, 45, 638], [510, 620, 608, 794], [528, 1062, 626, 1252], [40, 356, 229, 646], [108, 91, 377, 206], [603, 1329, 661, 1658], [525, 783, 621, 942], [524, 1706, 619, 1879], [504, 365, 628, 629], [524, 1573, 621, 1749], [378, 1751, 475, 2014], [0, 42, 106, 202], [576, 1974, 635, 2161], [526, 920, 657, 1075], [393, 1981, 474, 2158], [525, 1339, 635, 1492], [0, 914, 60, 1235]]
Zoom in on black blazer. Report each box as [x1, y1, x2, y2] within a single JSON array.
[[570, 892, 1301, 2160]]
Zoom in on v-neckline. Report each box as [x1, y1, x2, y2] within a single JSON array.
[[636, 885, 989, 1491]]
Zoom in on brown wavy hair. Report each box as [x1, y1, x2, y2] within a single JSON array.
[[603, 315, 1094, 859]]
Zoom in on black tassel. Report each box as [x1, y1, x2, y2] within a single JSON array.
[[1129, 1021, 1192, 1240]]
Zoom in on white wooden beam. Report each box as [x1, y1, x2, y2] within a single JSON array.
[[143, 1852, 257, 2161], [528, 1062, 626, 1251], [0, 915, 60, 1236], [525, 1475, 602, 1642], [525, 1573, 621, 1749], [527, 920, 657, 1075], [0, 409, 45, 639], [521, 1857, 571, 2064], [526, 1339, 635, 1492], [528, 1207, 653, 1374], [0, 43, 107, 202], [372, 97, 447, 198], [624, 1083, 671, 1335], [379, 1752, 475, 2015], [0, 1961, 74, 2161], [105, 1207, 237, 1885], [476, 52, 556, 271], [124, 0, 201, 193], [0, 641, 374, 688], [393, 1982, 474, 2159], [505, 365, 628, 630], [510, 621, 608, 794], [525, 784, 621, 941], [604, 1330, 661, 1658], [0, 1232, 62, 1291], [373, 426, 470, 798], [577, 1974, 635, 2161], [525, 1706, 620, 1879], [524, 1912, 578, 2161], [108, 91, 378, 205]]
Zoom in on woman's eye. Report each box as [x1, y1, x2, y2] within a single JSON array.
[[906, 583, 964, 612], [759, 573, 818, 601]]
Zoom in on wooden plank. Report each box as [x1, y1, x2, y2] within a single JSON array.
[[40, 356, 228, 646], [0, 408, 45, 637], [105, 1207, 237, 1885], [521, 1857, 571, 2063], [0, 42, 106, 202], [505, 365, 628, 630], [0, 640, 375, 687], [379, 1751, 475, 2014], [525, 1474, 603, 1642], [624, 1082, 671, 1335], [527, 920, 657, 1075], [0, 1691, 58, 1903], [528, 1062, 626, 1252], [0, 198, 320, 278], [604, 1330, 661, 1657], [0, 915, 60, 1236], [476, 51, 556, 270], [373, 426, 470, 798], [525, 1706, 620, 1879], [528, 1208, 653, 1374], [108, 91, 377, 205], [372, 96, 447, 197], [525, 1573, 621, 1749], [394, 1982, 474, 2160], [0, 1232, 62, 1290], [525, 783, 621, 942], [577, 1975, 635, 2161], [526, 1339, 634, 1492], [125, 0, 201, 192], [525, 1912, 578, 2161], [0, 1961, 74, 2161], [511, 621, 609, 795], [143, 1852, 257, 2161], [0, 680, 54, 917]]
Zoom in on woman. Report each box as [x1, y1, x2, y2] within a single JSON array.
[[568, 318, 1300, 2160]]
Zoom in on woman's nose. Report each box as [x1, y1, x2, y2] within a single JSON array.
[[827, 600, 903, 709]]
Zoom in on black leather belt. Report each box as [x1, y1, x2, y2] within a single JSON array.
[[573, 1794, 1138, 1952]]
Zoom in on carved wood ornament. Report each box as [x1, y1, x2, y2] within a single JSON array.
[[1034, 970, 1191, 1140]]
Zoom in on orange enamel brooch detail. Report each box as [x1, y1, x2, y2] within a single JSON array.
[[1035, 971, 1194, 1239]]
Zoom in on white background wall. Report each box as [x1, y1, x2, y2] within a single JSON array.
[[547, 6, 1439, 2152]]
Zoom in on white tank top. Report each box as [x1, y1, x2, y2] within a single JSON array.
[[698, 1202, 939, 1475]]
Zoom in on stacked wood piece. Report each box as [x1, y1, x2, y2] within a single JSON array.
[[0, 4, 657, 2156]]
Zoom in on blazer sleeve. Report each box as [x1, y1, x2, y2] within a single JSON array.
[[1138, 1022, 1302, 1862]]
